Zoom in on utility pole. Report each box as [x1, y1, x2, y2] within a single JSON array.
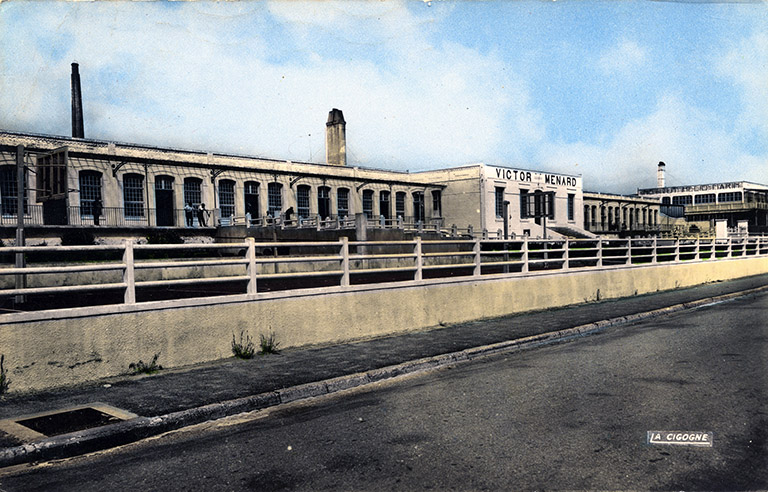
[[15, 145, 26, 304]]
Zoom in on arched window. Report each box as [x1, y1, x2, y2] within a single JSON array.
[[362, 189, 374, 218], [413, 191, 425, 223], [379, 190, 391, 220], [395, 192, 406, 219], [584, 205, 590, 229], [337, 188, 349, 217], [154, 176, 175, 227], [183, 177, 202, 208], [244, 181, 260, 219], [268, 182, 282, 217], [79, 170, 102, 217], [318, 186, 331, 219], [123, 173, 144, 218], [297, 185, 311, 218], [219, 179, 236, 218]]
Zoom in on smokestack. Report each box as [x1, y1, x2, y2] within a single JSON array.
[[325, 108, 346, 166], [657, 161, 666, 188], [71, 62, 84, 138]]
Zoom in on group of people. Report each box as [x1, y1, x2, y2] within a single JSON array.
[[185, 202, 209, 227]]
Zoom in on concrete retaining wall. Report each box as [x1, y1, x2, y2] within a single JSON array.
[[2, 256, 767, 392]]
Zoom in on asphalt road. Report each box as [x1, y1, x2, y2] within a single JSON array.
[[1, 292, 766, 491]]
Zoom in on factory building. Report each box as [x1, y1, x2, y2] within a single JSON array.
[[637, 162, 768, 235]]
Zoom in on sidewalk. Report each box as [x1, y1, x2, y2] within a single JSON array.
[[1, 273, 768, 465]]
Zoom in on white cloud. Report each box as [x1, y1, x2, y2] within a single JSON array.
[[0, 1, 545, 173], [539, 93, 766, 194], [717, 31, 768, 139], [597, 39, 648, 77]]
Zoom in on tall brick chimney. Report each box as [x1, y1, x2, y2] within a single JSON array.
[[71, 62, 85, 138], [325, 108, 346, 166], [657, 161, 666, 188]]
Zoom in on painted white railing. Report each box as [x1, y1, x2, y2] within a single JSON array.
[[1, 236, 766, 311]]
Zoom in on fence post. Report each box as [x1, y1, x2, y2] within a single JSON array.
[[123, 239, 136, 304], [340, 236, 350, 287], [597, 238, 603, 267], [563, 239, 570, 271], [246, 237, 257, 295], [652, 237, 658, 264], [522, 236, 529, 273], [674, 238, 680, 262], [473, 238, 481, 277], [414, 236, 423, 281]]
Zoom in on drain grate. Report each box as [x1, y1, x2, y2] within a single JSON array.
[[0, 403, 138, 442], [16, 407, 124, 437]]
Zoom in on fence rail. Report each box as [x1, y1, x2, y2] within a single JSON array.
[[1, 236, 767, 312]]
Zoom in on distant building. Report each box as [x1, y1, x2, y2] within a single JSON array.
[[582, 191, 661, 237], [416, 165, 584, 238], [0, 119, 447, 232], [637, 181, 768, 234]]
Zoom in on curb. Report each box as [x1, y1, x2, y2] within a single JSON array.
[[1, 284, 766, 469]]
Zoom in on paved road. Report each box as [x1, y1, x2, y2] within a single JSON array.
[[1, 292, 766, 491]]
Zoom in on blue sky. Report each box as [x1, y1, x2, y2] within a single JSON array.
[[1, 0, 766, 194]]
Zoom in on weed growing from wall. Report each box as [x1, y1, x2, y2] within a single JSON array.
[[0, 354, 9, 395], [232, 331, 256, 359], [129, 353, 163, 375], [259, 332, 280, 355]]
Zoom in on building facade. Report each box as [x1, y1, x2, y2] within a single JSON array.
[[582, 191, 661, 237], [416, 164, 585, 238], [637, 181, 768, 233], [0, 129, 447, 231]]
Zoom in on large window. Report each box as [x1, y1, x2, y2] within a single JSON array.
[[123, 173, 144, 218], [219, 180, 235, 218], [79, 170, 102, 217], [413, 191, 425, 222], [268, 182, 282, 217], [297, 185, 311, 218], [244, 181, 259, 218], [362, 189, 374, 218], [395, 192, 406, 219], [520, 189, 529, 219], [718, 192, 742, 203], [0, 166, 27, 215], [183, 177, 202, 208], [337, 188, 349, 217], [318, 186, 331, 219], [672, 195, 693, 206], [694, 193, 716, 205], [379, 190, 391, 220], [495, 187, 505, 218], [431, 190, 441, 218]]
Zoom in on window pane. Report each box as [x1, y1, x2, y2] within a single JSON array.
[[395, 192, 406, 218], [337, 188, 349, 217], [297, 185, 310, 218], [268, 182, 282, 217], [184, 178, 202, 208], [79, 171, 102, 217], [123, 174, 144, 218], [362, 189, 373, 218], [219, 180, 235, 218], [0, 166, 28, 215]]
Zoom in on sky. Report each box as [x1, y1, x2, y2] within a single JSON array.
[[1, 0, 767, 194]]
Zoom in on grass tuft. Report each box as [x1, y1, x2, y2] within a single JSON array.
[[232, 331, 256, 359], [129, 353, 163, 375], [259, 332, 280, 355]]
